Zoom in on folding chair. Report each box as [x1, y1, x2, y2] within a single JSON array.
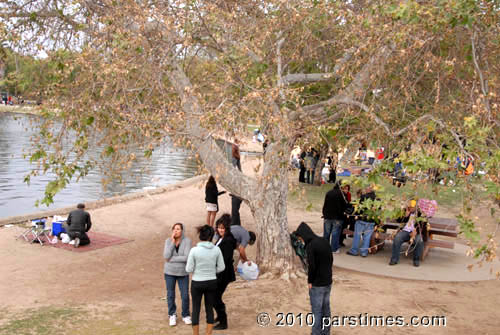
[[17, 218, 50, 245]]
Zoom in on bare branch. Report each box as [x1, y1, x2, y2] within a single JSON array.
[[276, 31, 285, 101], [291, 43, 394, 121], [282, 47, 355, 85]]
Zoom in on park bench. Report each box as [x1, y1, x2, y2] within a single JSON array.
[[343, 216, 458, 261]]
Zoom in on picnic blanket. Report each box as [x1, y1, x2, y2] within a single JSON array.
[[43, 231, 132, 253]]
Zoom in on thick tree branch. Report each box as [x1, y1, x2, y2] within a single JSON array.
[[166, 62, 258, 200], [282, 47, 355, 85], [469, 28, 498, 127], [290, 43, 394, 122]]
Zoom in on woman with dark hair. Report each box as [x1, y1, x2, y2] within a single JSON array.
[[205, 176, 226, 227], [213, 214, 237, 330], [186, 225, 225, 335], [164, 223, 192, 326]]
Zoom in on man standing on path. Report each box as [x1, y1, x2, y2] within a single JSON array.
[[66, 203, 92, 248], [294, 222, 333, 335], [322, 182, 350, 253], [231, 138, 241, 171]]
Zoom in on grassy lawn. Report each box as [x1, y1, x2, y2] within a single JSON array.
[[0, 306, 169, 335], [289, 174, 488, 213]]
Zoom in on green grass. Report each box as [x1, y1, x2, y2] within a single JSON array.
[[289, 175, 489, 213], [0, 307, 84, 335], [0, 306, 171, 335]]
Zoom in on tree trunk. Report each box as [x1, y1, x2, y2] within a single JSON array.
[[250, 149, 299, 278]]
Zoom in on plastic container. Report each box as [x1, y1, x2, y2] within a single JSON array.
[[52, 221, 66, 236]]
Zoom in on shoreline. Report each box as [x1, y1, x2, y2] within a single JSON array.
[[0, 174, 207, 226]]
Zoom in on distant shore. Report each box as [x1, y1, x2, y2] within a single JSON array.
[[0, 105, 39, 114]]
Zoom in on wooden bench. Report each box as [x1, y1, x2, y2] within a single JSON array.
[[342, 217, 458, 261]]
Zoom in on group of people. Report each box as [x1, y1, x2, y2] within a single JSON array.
[[322, 181, 426, 267], [298, 148, 320, 184], [163, 174, 256, 334]]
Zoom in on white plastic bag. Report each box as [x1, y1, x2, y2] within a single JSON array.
[[61, 233, 70, 244], [237, 261, 259, 280], [50, 236, 58, 244]]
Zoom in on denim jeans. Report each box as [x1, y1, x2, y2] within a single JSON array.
[[309, 285, 331, 335], [164, 274, 190, 318], [323, 219, 343, 252], [349, 220, 375, 256], [390, 230, 424, 263]]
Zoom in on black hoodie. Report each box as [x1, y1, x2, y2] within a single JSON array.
[[322, 184, 349, 220], [294, 222, 333, 287]]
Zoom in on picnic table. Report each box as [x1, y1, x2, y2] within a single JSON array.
[[344, 217, 458, 261]]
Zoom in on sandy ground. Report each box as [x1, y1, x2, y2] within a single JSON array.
[[1, 156, 499, 335]]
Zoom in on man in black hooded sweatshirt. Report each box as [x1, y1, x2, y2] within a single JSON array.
[[294, 222, 333, 335]]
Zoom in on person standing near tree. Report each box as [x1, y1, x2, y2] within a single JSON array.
[[212, 215, 237, 330], [231, 138, 241, 171], [322, 182, 350, 253], [205, 176, 226, 227], [230, 193, 243, 226], [293, 222, 333, 335], [186, 225, 225, 335], [164, 223, 192, 326]]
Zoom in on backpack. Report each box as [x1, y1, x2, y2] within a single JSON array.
[[290, 233, 308, 271]]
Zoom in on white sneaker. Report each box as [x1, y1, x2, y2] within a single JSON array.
[[333, 249, 340, 254], [74, 237, 80, 248], [182, 316, 192, 325], [169, 315, 176, 326]]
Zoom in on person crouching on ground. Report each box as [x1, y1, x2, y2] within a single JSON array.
[[294, 222, 333, 335], [164, 223, 192, 326], [213, 215, 237, 330], [389, 200, 426, 267], [66, 203, 92, 248], [186, 225, 225, 335], [205, 176, 226, 227]]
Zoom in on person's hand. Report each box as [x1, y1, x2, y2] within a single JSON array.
[[171, 231, 176, 241], [308, 283, 312, 289]]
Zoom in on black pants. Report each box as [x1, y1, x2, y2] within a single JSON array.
[[213, 279, 230, 325], [299, 167, 306, 183], [191, 279, 217, 326], [231, 196, 242, 226], [68, 231, 90, 246]]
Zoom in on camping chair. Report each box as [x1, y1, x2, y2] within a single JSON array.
[[18, 218, 51, 245]]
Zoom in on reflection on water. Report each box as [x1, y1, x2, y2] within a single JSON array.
[[0, 112, 199, 218]]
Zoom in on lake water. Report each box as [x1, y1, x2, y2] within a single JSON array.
[[0, 112, 200, 218]]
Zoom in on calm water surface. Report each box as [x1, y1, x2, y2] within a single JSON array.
[[0, 112, 199, 218]]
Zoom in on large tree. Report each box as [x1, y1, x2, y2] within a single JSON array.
[[1, 0, 498, 276]]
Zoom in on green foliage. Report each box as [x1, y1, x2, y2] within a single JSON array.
[[457, 214, 480, 244]]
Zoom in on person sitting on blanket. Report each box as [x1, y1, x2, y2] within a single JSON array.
[[66, 203, 92, 248], [389, 200, 427, 267]]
